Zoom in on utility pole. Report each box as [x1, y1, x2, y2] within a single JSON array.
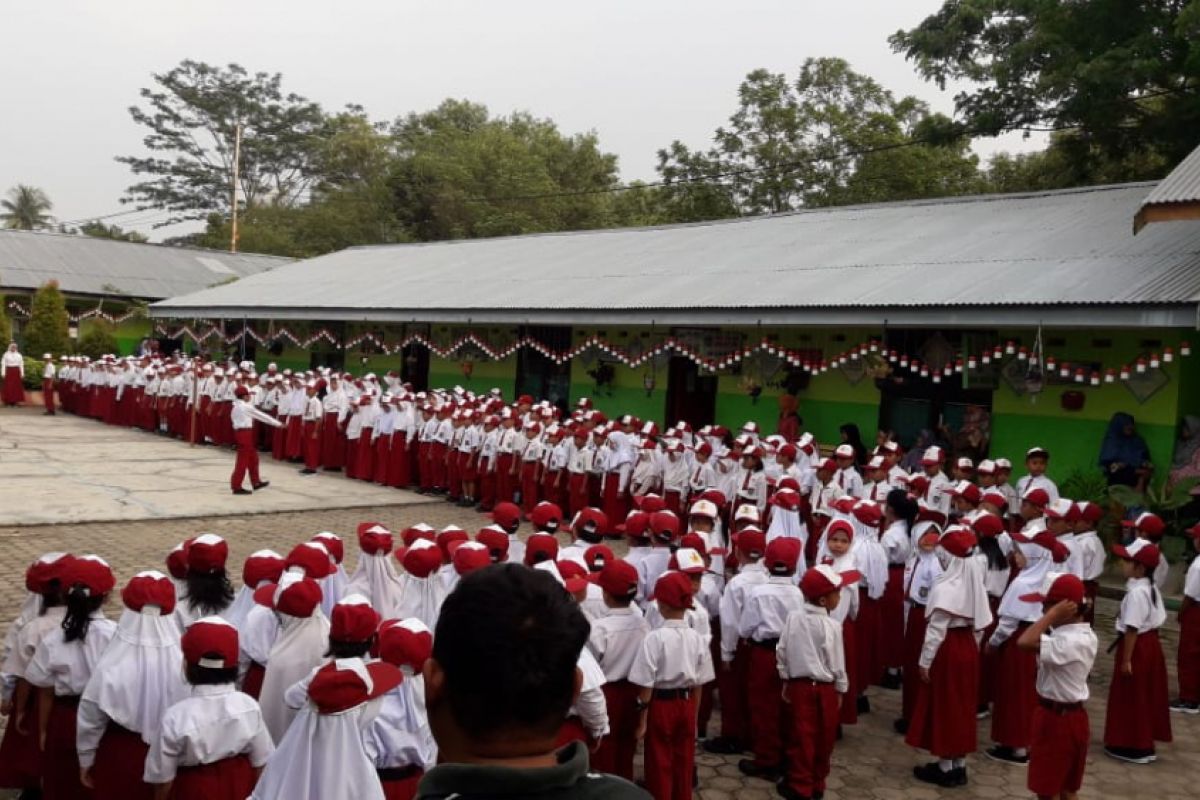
[[230, 122, 243, 253]]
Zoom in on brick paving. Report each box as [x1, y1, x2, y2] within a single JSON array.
[[1, 498, 1197, 798]]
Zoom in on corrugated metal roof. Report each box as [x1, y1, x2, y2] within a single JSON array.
[[152, 182, 1200, 322], [1140, 144, 1200, 206], [0, 230, 292, 300]]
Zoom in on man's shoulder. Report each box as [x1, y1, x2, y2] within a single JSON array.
[[567, 772, 652, 799]]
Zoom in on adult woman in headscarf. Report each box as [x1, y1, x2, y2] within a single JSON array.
[[1168, 416, 1200, 497], [1099, 412, 1152, 489], [1, 343, 25, 406]]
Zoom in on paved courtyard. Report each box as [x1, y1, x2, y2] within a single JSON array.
[[0, 407, 1197, 798]]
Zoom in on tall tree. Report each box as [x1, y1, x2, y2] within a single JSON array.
[[1, 185, 54, 229], [0, 295, 11, 350], [117, 60, 328, 225], [656, 58, 982, 217], [23, 281, 70, 358], [890, 0, 1200, 176], [79, 220, 148, 243], [388, 99, 621, 240]]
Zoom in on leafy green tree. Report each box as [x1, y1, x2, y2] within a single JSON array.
[[890, 1, 1200, 175], [23, 281, 70, 358], [1, 185, 54, 229], [80, 220, 149, 243], [117, 60, 328, 225], [387, 99, 621, 240], [983, 132, 1174, 194], [0, 295, 11, 349], [656, 59, 982, 217], [76, 320, 119, 359]]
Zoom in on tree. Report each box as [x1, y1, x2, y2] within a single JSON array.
[[117, 60, 328, 225], [1, 185, 54, 229], [75, 320, 119, 359], [890, 1, 1200, 176], [984, 132, 1174, 194], [387, 99, 621, 240], [0, 295, 11, 350], [656, 59, 983, 217], [79, 220, 148, 243], [23, 281, 70, 358]]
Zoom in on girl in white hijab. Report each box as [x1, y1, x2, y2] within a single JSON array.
[[78, 571, 187, 799], [906, 525, 992, 787], [255, 573, 331, 743], [227, 550, 286, 629], [312, 532, 350, 617], [346, 524, 405, 618], [395, 540, 447, 630]]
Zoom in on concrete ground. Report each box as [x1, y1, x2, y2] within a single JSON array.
[[0, 406, 1197, 799], [0, 411, 422, 524]]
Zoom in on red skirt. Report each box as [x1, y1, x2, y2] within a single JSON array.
[[602, 473, 627, 534], [990, 623, 1037, 748], [321, 412, 345, 468], [374, 435, 392, 483], [555, 716, 588, 748], [856, 589, 883, 691], [878, 566, 906, 671], [839, 617, 858, 725], [387, 434, 411, 488], [380, 767, 424, 800], [285, 415, 304, 458], [1179, 603, 1200, 703], [242, 661, 266, 699], [1104, 630, 1172, 749], [977, 595, 1002, 707], [901, 604, 928, 722], [3, 366, 25, 405], [906, 627, 980, 758], [1028, 705, 1089, 796], [172, 754, 254, 800], [460, 451, 478, 482], [356, 427, 376, 480], [0, 679, 41, 788], [92, 724, 152, 800], [567, 473, 588, 516], [520, 461, 540, 513], [44, 696, 91, 800]]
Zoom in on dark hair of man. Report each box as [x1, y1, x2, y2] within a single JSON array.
[[62, 587, 105, 643], [185, 661, 239, 686], [325, 636, 375, 659], [185, 569, 235, 616], [433, 563, 589, 741]]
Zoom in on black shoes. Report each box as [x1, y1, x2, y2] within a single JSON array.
[[985, 746, 1028, 765], [252, 481, 270, 490], [912, 762, 966, 787], [299, 468, 316, 475], [892, 718, 908, 735], [775, 779, 810, 800], [738, 759, 782, 783], [880, 671, 901, 690], [232, 488, 252, 495], [856, 695, 871, 714], [703, 736, 747, 755]]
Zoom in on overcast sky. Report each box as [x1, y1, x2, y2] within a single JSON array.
[[1, 0, 1043, 241]]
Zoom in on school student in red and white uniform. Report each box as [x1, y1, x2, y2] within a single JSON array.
[[1104, 538, 1172, 764], [0, 552, 73, 796], [77, 571, 186, 800], [587, 559, 650, 780], [366, 619, 438, 800], [906, 526, 993, 788], [631, 571, 715, 800], [143, 617, 274, 800], [1014, 572, 1098, 800], [231, 386, 283, 495], [1173, 522, 1200, 715], [1071, 501, 1106, 626], [175, 533, 236, 630], [775, 564, 859, 800], [737, 538, 805, 782], [26, 555, 119, 800], [1015, 446, 1059, 504], [254, 572, 330, 743], [878, 491, 915, 690], [661, 442, 690, 517], [1125, 511, 1170, 590]]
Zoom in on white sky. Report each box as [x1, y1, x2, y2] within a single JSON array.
[[1, 0, 1043, 241]]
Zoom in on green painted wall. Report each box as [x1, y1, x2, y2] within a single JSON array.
[[430, 355, 517, 398]]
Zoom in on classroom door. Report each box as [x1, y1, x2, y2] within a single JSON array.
[[515, 326, 572, 414], [665, 356, 717, 428]]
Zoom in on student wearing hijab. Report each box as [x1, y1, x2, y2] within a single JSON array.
[[175, 534, 235, 630], [895, 522, 942, 735], [906, 526, 993, 788], [347, 523, 406, 619], [144, 617, 274, 800], [1099, 412, 1152, 488], [77, 572, 186, 800], [396, 540, 448, 631], [228, 550, 287, 629], [254, 573, 330, 743], [312, 532, 350, 616], [27, 556, 119, 800], [366, 619, 438, 799]]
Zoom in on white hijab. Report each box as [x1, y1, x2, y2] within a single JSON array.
[[926, 549, 993, 631], [849, 521, 888, 601], [906, 550, 943, 606], [766, 507, 807, 547], [396, 576, 446, 632], [363, 669, 437, 770], [79, 606, 186, 739], [998, 524, 1056, 623], [251, 680, 385, 799], [240, 604, 281, 667], [345, 553, 405, 619], [259, 610, 332, 743]]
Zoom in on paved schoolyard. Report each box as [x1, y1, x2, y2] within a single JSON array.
[[0, 409, 1197, 798]]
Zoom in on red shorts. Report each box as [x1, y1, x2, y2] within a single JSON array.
[[1028, 704, 1089, 795]]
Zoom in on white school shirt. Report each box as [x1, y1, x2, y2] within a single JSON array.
[[880, 520, 911, 565], [363, 675, 437, 771], [568, 442, 592, 474], [458, 424, 482, 454], [923, 472, 952, 515], [43, 362, 55, 379], [662, 456, 690, 494], [26, 616, 118, 696], [1116, 577, 1167, 633], [302, 396, 323, 423], [644, 603, 712, 648], [635, 549, 672, 608], [1074, 531, 1106, 582], [1057, 532, 1084, 578], [143, 684, 274, 783], [687, 460, 717, 495], [808, 480, 844, 515], [775, 603, 848, 693], [374, 408, 397, 438], [587, 608, 650, 682], [233, 399, 283, 430], [718, 562, 769, 661], [1035, 623, 1098, 704], [1016, 473, 1060, 503], [434, 418, 454, 445], [834, 467, 863, 497], [628, 620, 715, 690], [980, 533, 1015, 598], [734, 468, 768, 513], [1153, 552, 1170, 591], [1, 351, 23, 371], [4, 607, 66, 685], [919, 611, 974, 669], [738, 577, 805, 642], [345, 409, 366, 441], [1185, 554, 1200, 602]]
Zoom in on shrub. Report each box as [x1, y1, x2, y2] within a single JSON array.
[[23, 281, 70, 358]]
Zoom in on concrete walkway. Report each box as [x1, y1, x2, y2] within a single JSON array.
[[0, 409, 422, 525]]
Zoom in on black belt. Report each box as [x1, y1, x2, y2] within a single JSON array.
[[786, 677, 833, 686], [54, 694, 81, 707], [377, 765, 423, 781], [1038, 697, 1083, 714], [888, 563, 906, 569], [750, 638, 779, 649], [652, 688, 694, 700]]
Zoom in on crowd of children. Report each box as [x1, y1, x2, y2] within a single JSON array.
[[5, 354, 1199, 799]]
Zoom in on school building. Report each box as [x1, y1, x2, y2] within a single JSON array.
[[0, 229, 289, 352], [149, 178, 1200, 484]]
